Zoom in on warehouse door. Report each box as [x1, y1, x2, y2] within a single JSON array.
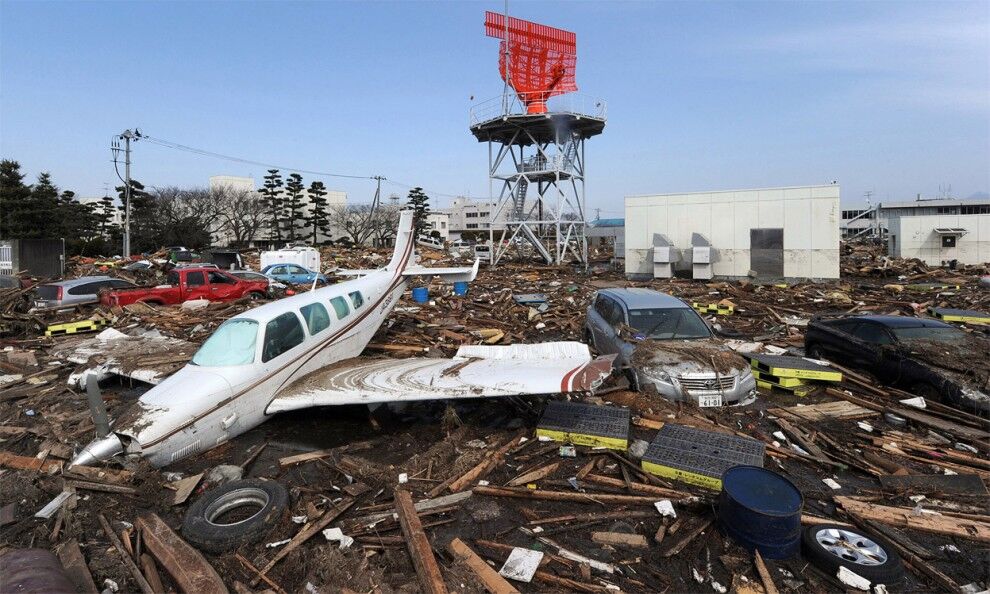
[[750, 229, 783, 278]]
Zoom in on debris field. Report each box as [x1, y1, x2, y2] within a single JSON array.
[[1, 242, 989, 594]]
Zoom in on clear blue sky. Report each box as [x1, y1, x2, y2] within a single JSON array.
[[2, 1, 987, 215]]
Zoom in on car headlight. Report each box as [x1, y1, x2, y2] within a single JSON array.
[[643, 368, 671, 383]]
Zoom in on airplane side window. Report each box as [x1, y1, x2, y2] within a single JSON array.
[[262, 312, 305, 362], [300, 303, 330, 334], [329, 296, 350, 320], [348, 291, 364, 309]]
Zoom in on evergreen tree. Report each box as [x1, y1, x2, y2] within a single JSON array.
[[282, 173, 306, 242], [259, 169, 284, 242], [116, 179, 156, 252], [406, 187, 431, 238], [97, 194, 116, 237], [305, 180, 331, 243], [0, 160, 33, 238]]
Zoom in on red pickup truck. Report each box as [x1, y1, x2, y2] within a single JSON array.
[[100, 267, 269, 307]]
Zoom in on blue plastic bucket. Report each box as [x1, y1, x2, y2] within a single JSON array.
[[453, 281, 469, 296], [411, 287, 429, 303], [717, 465, 803, 559]]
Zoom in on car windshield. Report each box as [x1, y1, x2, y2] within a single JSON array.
[[892, 326, 968, 343], [191, 319, 258, 366], [628, 308, 711, 340]]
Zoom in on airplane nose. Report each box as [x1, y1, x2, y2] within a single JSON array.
[[70, 434, 124, 467]]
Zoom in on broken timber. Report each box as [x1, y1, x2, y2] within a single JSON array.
[[137, 513, 227, 594], [394, 489, 448, 594]]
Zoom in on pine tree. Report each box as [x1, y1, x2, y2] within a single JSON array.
[[406, 187, 431, 238], [305, 181, 331, 243], [259, 169, 284, 242], [283, 173, 306, 242], [0, 160, 33, 238], [98, 194, 116, 237], [116, 179, 156, 252]]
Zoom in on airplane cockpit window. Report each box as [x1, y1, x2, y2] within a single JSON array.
[[262, 312, 305, 362], [329, 296, 350, 320], [348, 291, 364, 309], [191, 319, 258, 366], [300, 303, 330, 334]]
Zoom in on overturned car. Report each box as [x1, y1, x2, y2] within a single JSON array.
[[585, 288, 756, 407]]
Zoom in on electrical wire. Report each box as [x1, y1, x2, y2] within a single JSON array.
[[139, 135, 377, 181]]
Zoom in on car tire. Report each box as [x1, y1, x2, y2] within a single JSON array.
[[248, 291, 265, 301], [802, 524, 904, 585], [625, 368, 641, 392], [182, 479, 288, 554]]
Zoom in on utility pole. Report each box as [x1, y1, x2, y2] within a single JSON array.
[[112, 129, 140, 256], [370, 175, 386, 213]]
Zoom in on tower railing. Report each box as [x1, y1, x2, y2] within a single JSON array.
[[470, 92, 608, 126]]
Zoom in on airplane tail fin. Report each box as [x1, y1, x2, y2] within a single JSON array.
[[387, 209, 416, 273]]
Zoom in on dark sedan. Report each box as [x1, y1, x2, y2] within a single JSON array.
[[805, 315, 989, 415]]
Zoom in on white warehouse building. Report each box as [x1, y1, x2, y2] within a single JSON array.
[[625, 185, 841, 280], [887, 213, 990, 266]]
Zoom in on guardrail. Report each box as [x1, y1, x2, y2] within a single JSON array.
[[470, 93, 607, 126]]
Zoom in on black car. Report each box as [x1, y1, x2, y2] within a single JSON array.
[[805, 315, 989, 415]]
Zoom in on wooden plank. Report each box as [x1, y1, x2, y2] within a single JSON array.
[[98, 513, 154, 594], [136, 512, 227, 594], [170, 473, 203, 505], [56, 539, 99, 594], [394, 490, 447, 594], [591, 532, 649, 548], [836, 496, 990, 543], [474, 485, 664, 506], [661, 517, 713, 558], [581, 474, 692, 499], [251, 498, 356, 586], [770, 400, 876, 422], [63, 464, 135, 485], [447, 538, 519, 594], [65, 479, 137, 495], [507, 461, 559, 487], [278, 448, 335, 467], [447, 433, 525, 493], [0, 450, 62, 473], [140, 554, 167, 594], [753, 550, 779, 594]]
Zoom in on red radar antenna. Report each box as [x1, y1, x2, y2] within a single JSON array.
[[484, 11, 577, 114]]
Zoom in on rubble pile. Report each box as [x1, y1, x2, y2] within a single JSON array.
[[1, 247, 988, 593]]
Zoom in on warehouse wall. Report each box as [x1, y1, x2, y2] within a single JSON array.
[[887, 214, 990, 265], [624, 185, 840, 279]]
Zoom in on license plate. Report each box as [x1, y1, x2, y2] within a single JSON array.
[[698, 394, 723, 408]]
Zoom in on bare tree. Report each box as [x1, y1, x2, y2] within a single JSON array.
[[217, 186, 269, 247], [368, 204, 401, 247]]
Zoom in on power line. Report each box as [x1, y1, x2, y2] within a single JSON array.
[[139, 134, 377, 180]]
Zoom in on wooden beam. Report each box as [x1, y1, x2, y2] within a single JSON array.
[[753, 550, 779, 594], [447, 433, 525, 493], [56, 539, 99, 594], [136, 513, 227, 594], [661, 517, 713, 558], [98, 514, 154, 594], [139, 554, 166, 594], [474, 485, 665, 506], [591, 532, 649, 548], [581, 474, 692, 499], [394, 490, 448, 594], [447, 538, 519, 594], [836, 496, 990, 543]]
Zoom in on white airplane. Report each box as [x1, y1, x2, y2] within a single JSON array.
[[72, 210, 614, 467]]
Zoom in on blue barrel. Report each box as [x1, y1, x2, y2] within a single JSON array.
[[411, 287, 429, 303], [453, 281, 469, 296], [717, 466, 803, 559]]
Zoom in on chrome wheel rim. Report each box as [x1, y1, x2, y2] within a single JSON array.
[[204, 487, 270, 526], [815, 528, 888, 566]]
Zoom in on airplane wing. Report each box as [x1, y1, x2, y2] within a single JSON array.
[[266, 341, 614, 413], [335, 259, 479, 282]]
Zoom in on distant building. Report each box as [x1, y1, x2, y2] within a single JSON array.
[[437, 196, 532, 239], [840, 196, 990, 238], [586, 218, 624, 260], [78, 196, 123, 227], [425, 212, 450, 241], [625, 185, 840, 280], [888, 212, 990, 266]]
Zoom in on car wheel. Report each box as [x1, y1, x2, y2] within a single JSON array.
[[805, 343, 826, 360], [181, 479, 288, 554], [625, 368, 641, 392], [802, 524, 904, 585], [248, 291, 264, 301]]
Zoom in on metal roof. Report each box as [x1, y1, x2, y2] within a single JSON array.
[[590, 218, 624, 228], [879, 198, 990, 209], [598, 288, 689, 310]]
